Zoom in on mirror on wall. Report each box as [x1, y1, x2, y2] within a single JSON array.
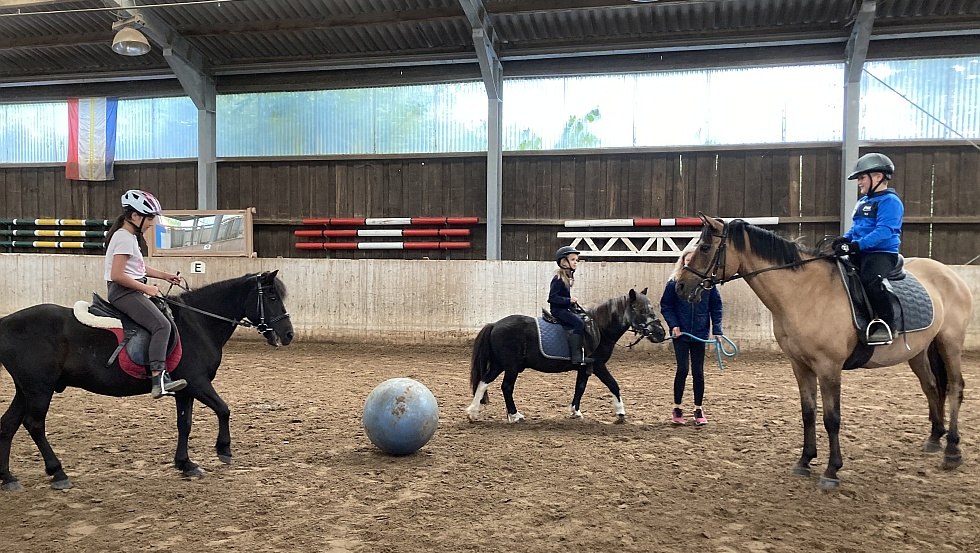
[[147, 209, 255, 257]]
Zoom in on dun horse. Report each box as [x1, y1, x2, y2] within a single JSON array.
[[467, 289, 666, 423], [0, 271, 293, 491], [675, 215, 972, 489]]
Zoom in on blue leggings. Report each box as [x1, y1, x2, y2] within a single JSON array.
[[554, 309, 585, 335], [672, 339, 705, 406]]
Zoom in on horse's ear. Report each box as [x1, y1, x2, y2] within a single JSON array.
[[629, 289, 637, 301], [698, 211, 709, 224], [640, 287, 648, 296], [268, 269, 279, 280]]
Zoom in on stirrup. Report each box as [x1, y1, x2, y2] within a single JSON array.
[[865, 319, 894, 346]]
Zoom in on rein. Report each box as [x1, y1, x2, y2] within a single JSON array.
[[683, 220, 836, 290], [160, 276, 290, 336]]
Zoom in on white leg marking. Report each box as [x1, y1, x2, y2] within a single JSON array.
[[465, 382, 490, 421], [569, 404, 584, 419], [507, 411, 526, 423], [613, 396, 626, 416]]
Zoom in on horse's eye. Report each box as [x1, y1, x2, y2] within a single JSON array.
[[699, 244, 710, 253]]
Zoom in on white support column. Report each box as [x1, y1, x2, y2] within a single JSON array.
[[841, 0, 876, 233], [459, 0, 503, 260]]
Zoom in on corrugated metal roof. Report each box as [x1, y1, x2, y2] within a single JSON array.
[[0, 0, 977, 87]]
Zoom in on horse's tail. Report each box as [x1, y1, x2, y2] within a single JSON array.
[[470, 323, 494, 405], [927, 340, 948, 402]]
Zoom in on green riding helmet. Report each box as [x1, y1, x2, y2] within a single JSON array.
[[847, 153, 895, 180]]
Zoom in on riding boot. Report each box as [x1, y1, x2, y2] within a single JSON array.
[[150, 362, 187, 399], [568, 333, 594, 367], [865, 279, 896, 346]]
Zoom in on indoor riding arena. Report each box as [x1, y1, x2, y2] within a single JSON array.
[[2, 2, 980, 552]]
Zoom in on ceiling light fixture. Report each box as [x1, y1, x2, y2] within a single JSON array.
[[111, 17, 151, 56]]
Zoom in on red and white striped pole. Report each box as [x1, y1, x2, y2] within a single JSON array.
[[295, 242, 471, 250], [563, 217, 779, 227]]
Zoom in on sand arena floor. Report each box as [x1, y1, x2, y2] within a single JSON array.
[[1, 340, 979, 552]]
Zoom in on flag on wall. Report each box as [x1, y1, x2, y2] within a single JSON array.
[[66, 97, 118, 181]]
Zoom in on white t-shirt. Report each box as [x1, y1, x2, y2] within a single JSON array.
[[104, 231, 147, 282]]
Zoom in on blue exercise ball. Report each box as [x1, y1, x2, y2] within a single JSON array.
[[362, 377, 439, 456]]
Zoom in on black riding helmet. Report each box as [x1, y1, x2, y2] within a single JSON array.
[[555, 245, 580, 267]]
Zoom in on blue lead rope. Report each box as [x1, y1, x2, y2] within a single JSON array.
[[668, 333, 739, 372]]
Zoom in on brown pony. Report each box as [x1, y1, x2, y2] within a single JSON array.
[[674, 214, 973, 489]]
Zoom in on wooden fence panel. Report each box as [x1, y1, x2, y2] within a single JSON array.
[[2, 145, 976, 263]]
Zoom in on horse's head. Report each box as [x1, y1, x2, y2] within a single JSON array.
[[245, 270, 294, 347], [626, 287, 667, 343], [675, 213, 735, 303]]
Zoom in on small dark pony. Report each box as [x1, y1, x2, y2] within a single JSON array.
[[466, 289, 666, 423], [0, 271, 293, 491]]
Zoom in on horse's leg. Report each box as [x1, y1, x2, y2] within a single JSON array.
[[500, 369, 525, 423], [187, 383, 233, 466], [173, 393, 204, 477], [569, 369, 590, 419], [908, 349, 945, 453], [790, 360, 818, 478], [816, 371, 844, 489], [0, 391, 26, 491], [21, 391, 71, 489], [465, 363, 504, 422], [591, 365, 626, 424], [935, 339, 965, 470]]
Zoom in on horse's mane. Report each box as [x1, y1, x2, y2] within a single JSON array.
[[589, 295, 631, 328], [177, 273, 288, 305], [715, 219, 824, 270]]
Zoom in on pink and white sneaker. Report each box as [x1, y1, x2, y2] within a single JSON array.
[[694, 409, 708, 426], [671, 408, 687, 425]]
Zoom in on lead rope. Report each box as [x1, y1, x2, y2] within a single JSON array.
[[667, 333, 739, 372]]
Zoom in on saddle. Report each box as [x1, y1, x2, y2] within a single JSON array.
[[536, 308, 597, 361], [836, 257, 934, 354], [73, 294, 182, 378]]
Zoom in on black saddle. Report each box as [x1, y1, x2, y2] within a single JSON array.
[[541, 308, 598, 345], [88, 294, 180, 368], [837, 258, 934, 368]]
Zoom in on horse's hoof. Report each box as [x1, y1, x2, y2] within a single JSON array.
[[1, 481, 23, 492], [922, 440, 942, 454], [818, 476, 840, 490], [183, 466, 207, 478], [614, 414, 626, 424], [218, 455, 233, 465], [51, 478, 72, 490], [942, 454, 963, 470], [507, 412, 525, 423], [791, 466, 811, 477]]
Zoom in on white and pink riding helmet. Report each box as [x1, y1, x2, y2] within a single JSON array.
[[121, 189, 163, 217]]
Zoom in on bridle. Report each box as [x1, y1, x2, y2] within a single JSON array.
[[617, 295, 664, 349], [161, 276, 291, 338], [682, 219, 834, 292]]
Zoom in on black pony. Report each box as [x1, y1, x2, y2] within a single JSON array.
[[466, 289, 666, 423], [0, 271, 293, 491]]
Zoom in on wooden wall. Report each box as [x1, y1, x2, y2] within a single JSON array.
[[1, 144, 977, 264]]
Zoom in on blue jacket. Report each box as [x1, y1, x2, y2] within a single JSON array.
[[548, 275, 573, 313], [660, 279, 723, 341], [843, 188, 903, 254]]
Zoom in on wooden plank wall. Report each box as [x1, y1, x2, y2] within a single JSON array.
[[1, 145, 977, 263]]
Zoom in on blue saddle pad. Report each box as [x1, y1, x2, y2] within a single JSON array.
[[535, 317, 572, 360], [838, 262, 933, 335]]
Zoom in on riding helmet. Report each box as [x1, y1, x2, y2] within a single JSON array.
[[847, 153, 895, 180], [121, 189, 163, 216], [555, 245, 580, 266]]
